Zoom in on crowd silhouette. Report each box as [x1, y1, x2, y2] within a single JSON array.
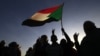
[[0, 40, 21, 56], [0, 20, 100, 56]]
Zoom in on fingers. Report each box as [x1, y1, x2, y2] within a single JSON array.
[[74, 32, 79, 36], [73, 32, 79, 40]]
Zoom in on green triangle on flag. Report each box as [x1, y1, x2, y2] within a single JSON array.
[[48, 4, 64, 21]]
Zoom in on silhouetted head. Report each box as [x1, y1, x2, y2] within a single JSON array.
[[51, 34, 57, 43], [36, 37, 41, 43], [41, 35, 48, 43], [27, 47, 33, 52], [60, 39, 67, 45], [9, 42, 19, 48], [0, 40, 5, 47], [83, 20, 96, 34]]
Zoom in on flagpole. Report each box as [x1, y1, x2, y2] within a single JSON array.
[[61, 17, 63, 28], [61, 3, 64, 28]]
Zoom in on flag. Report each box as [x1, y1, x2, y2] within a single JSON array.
[[22, 4, 63, 27]]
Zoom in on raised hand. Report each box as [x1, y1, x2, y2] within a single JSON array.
[[52, 29, 55, 35], [73, 32, 79, 41]]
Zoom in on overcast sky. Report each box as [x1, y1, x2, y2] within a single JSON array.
[[0, 0, 100, 56]]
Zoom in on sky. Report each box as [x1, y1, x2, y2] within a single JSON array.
[[0, 0, 100, 56]]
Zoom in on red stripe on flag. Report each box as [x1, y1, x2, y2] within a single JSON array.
[[38, 5, 60, 14]]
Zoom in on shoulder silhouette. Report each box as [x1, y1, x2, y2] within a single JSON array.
[[74, 20, 100, 56]]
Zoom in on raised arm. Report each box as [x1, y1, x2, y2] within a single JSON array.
[[61, 28, 71, 42], [73, 33, 80, 50]]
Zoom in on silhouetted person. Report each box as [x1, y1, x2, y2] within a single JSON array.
[[32, 37, 41, 56], [73, 20, 100, 56], [46, 29, 63, 56], [0, 40, 5, 47], [25, 47, 33, 56], [40, 35, 49, 56], [60, 39, 68, 56], [0, 40, 6, 56], [8, 42, 21, 56], [40, 35, 49, 47], [33, 35, 49, 56], [61, 28, 77, 56]]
